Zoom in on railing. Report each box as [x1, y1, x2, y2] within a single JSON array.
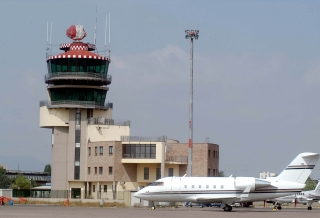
[[121, 135, 167, 142], [165, 156, 188, 164], [88, 118, 130, 126], [40, 100, 113, 110], [45, 72, 112, 84]]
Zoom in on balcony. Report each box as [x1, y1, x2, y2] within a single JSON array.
[[45, 72, 112, 85], [165, 156, 188, 164], [40, 100, 113, 110]]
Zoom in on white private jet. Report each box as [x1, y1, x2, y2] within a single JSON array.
[[267, 180, 320, 210], [134, 152, 320, 211]]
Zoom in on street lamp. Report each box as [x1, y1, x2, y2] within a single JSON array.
[[185, 30, 199, 177]]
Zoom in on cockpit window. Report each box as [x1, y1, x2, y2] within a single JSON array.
[[148, 182, 164, 186]]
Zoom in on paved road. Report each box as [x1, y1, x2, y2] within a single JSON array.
[[1, 205, 319, 218]]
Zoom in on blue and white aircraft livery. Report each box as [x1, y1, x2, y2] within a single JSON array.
[[267, 180, 320, 210], [134, 152, 320, 211]]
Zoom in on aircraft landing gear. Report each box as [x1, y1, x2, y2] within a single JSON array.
[[307, 206, 312, 210], [150, 201, 156, 210], [273, 205, 281, 210], [223, 205, 232, 212]]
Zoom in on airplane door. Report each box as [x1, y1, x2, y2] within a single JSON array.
[[171, 177, 180, 198]]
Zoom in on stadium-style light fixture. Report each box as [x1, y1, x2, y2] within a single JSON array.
[[185, 30, 199, 39]]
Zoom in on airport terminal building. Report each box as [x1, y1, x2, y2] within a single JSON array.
[[39, 25, 219, 199]]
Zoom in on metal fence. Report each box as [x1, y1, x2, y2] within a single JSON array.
[[121, 135, 167, 142], [39, 100, 113, 110], [88, 118, 130, 126], [45, 73, 112, 83]]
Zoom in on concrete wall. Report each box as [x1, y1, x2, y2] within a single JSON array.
[[39, 107, 69, 127], [87, 125, 130, 142]]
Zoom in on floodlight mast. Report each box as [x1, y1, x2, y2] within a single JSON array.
[[185, 30, 199, 177]]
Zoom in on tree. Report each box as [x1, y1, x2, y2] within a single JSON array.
[[11, 174, 31, 189], [0, 166, 11, 189], [44, 164, 51, 176], [304, 176, 316, 191], [218, 170, 225, 177]]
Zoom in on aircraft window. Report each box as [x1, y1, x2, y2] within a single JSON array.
[[213, 185, 216, 189], [184, 185, 187, 188], [221, 185, 224, 189], [192, 185, 194, 188], [206, 185, 209, 189], [199, 185, 201, 188]]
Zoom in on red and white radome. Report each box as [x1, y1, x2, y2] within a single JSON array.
[[66, 25, 87, 41]]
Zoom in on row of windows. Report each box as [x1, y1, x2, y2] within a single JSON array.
[[208, 150, 219, 159], [50, 89, 107, 104], [88, 166, 113, 175], [88, 146, 113, 156], [144, 167, 174, 180], [207, 168, 218, 177], [48, 59, 108, 74], [92, 184, 108, 192], [184, 184, 225, 189], [122, 144, 156, 159]]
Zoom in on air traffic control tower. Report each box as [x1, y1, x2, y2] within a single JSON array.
[[39, 25, 130, 196]]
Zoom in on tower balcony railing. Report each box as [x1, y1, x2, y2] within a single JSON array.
[[45, 72, 112, 84], [87, 117, 130, 126], [121, 135, 167, 142], [40, 100, 113, 110], [165, 156, 188, 164]]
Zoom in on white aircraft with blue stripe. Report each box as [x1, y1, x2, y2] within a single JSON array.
[[134, 152, 320, 211]]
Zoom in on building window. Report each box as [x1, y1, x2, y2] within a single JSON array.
[[144, 167, 149, 180], [87, 109, 93, 119], [213, 150, 216, 158], [122, 144, 156, 159], [109, 167, 113, 174], [74, 166, 80, 180], [93, 185, 95, 192], [168, 168, 173, 177], [88, 147, 91, 156], [104, 185, 107, 192], [99, 167, 103, 174], [109, 146, 113, 155], [88, 167, 90, 175], [208, 150, 211, 158], [156, 168, 161, 180], [99, 146, 103, 155], [213, 169, 216, 177], [94, 167, 97, 174], [208, 168, 210, 177], [95, 147, 98, 156]]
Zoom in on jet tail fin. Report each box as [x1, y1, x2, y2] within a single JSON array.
[[314, 180, 320, 195], [276, 152, 320, 184]]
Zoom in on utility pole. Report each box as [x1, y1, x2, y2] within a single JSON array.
[[185, 30, 199, 177]]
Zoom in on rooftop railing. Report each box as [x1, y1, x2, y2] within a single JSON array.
[[40, 100, 113, 110], [88, 117, 130, 126], [121, 135, 167, 142], [45, 72, 112, 84], [165, 156, 188, 164]]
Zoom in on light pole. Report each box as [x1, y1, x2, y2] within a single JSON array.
[[29, 179, 32, 198], [185, 30, 199, 177]]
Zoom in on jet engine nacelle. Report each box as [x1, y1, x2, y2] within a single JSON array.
[[235, 177, 272, 191]]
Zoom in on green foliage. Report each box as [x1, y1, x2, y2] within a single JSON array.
[[0, 166, 11, 189], [11, 174, 31, 189], [218, 170, 225, 177], [44, 164, 51, 176], [304, 176, 316, 191]]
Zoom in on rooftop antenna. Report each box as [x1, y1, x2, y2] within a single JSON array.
[[104, 14, 107, 47], [94, 5, 97, 46], [46, 22, 48, 43], [50, 22, 53, 52], [108, 13, 111, 58]]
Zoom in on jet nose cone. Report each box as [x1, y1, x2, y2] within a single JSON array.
[[134, 191, 140, 198]]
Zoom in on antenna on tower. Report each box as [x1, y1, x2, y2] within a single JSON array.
[[108, 13, 111, 57], [50, 22, 52, 45], [46, 22, 49, 43], [104, 14, 107, 46], [94, 5, 97, 46]]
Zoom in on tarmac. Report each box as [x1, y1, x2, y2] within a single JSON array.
[[0, 205, 319, 218]]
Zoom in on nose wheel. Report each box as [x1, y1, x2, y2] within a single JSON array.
[[223, 205, 232, 211], [150, 201, 156, 210], [307, 206, 312, 210]]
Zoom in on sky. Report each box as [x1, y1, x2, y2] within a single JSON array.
[[0, 0, 319, 178]]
